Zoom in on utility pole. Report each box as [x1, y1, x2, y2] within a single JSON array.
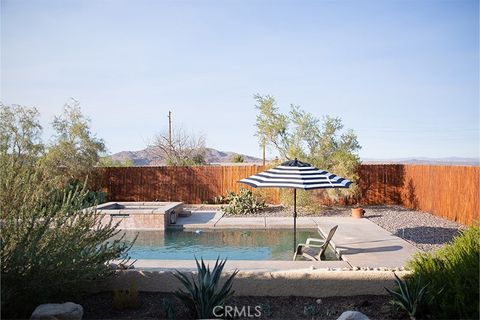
[[168, 111, 172, 146], [262, 142, 266, 166]]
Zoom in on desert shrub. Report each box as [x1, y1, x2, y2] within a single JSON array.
[[303, 304, 319, 317], [0, 178, 133, 318], [406, 226, 479, 319], [279, 189, 323, 214], [173, 257, 238, 319], [259, 303, 273, 317], [231, 154, 244, 163], [213, 195, 227, 204], [1, 103, 132, 318], [221, 188, 267, 215], [63, 179, 105, 207]]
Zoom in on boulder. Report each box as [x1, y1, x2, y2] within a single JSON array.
[[30, 302, 83, 320], [337, 310, 370, 320]]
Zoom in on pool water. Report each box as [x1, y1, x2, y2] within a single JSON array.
[[119, 229, 339, 261]]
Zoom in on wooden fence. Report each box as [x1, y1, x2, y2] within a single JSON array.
[[95, 166, 281, 204], [356, 165, 479, 225], [95, 165, 479, 225]]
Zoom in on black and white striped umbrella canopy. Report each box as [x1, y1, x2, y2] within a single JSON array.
[[239, 158, 352, 254], [239, 158, 352, 190]]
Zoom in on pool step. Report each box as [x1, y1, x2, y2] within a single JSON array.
[[178, 210, 192, 217]]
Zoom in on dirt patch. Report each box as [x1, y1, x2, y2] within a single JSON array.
[[80, 292, 404, 320]]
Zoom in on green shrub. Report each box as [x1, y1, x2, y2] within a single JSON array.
[[231, 154, 244, 163], [0, 181, 133, 318], [221, 188, 267, 215], [303, 304, 319, 317], [406, 226, 479, 319], [259, 303, 273, 317], [63, 179, 105, 207], [173, 257, 238, 319], [1, 102, 133, 318], [279, 189, 323, 214]]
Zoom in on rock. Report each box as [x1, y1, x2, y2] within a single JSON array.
[[336, 311, 369, 320], [31, 302, 83, 320], [316, 298, 322, 304]]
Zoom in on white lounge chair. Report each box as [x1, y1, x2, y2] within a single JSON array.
[[293, 225, 338, 261]]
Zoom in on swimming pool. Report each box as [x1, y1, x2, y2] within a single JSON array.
[[119, 229, 339, 261]]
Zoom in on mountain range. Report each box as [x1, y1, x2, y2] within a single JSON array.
[[109, 147, 263, 166], [109, 147, 479, 166], [362, 157, 479, 166]]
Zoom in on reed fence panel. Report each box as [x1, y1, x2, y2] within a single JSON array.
[[95, 164, 479, 225]]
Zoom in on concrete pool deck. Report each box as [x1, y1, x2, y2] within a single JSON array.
[[142, 211, 420, 270]]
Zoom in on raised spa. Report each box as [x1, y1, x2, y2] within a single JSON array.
[[96, 202, 184, 230]]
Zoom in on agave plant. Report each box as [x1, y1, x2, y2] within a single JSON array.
[[173, 257, 239, 319], [385, 272, 429, 320]]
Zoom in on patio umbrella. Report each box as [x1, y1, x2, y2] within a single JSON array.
[[239, 158, 352, 251]]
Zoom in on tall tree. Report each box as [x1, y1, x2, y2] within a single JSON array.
[[231, 154, 245, 163], [151, 126, 206, 165], [0, 103, 131, 318], [254, 94, 361, 202], [1, 104, 46, 216], [41, 99, 106, 184]]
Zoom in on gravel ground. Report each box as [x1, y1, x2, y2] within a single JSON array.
[[184, 204, 465, 252], [80, 292, 400, 320], [362, 205, 465, 252]]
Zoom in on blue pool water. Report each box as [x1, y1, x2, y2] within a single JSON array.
[[118, 229, 338, 261]]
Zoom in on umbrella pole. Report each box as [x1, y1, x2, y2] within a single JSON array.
[[293, 188, 297, 252]]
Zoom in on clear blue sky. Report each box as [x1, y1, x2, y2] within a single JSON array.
[[1, 0, 479, 160]]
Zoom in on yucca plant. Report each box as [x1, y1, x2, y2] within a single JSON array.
[[385, 273, 429, 320], [173, 257, 239, 319]]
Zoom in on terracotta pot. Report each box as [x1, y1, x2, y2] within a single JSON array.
[[351, 207, 365, 218]]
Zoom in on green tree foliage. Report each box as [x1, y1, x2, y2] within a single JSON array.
[[41, 99, 106, 185], [0, 103, 132, 318], [0, 104, 44, 214], [231, 154, 244, 163], [98, 156, 134, 167], [254, 94, 361, 203], [405, 226, 479, 320]]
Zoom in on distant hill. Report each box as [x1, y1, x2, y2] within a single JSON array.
[[109, 149, 479, 167], [109, 147, 262, 166], [361, 157, 479, 166]]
